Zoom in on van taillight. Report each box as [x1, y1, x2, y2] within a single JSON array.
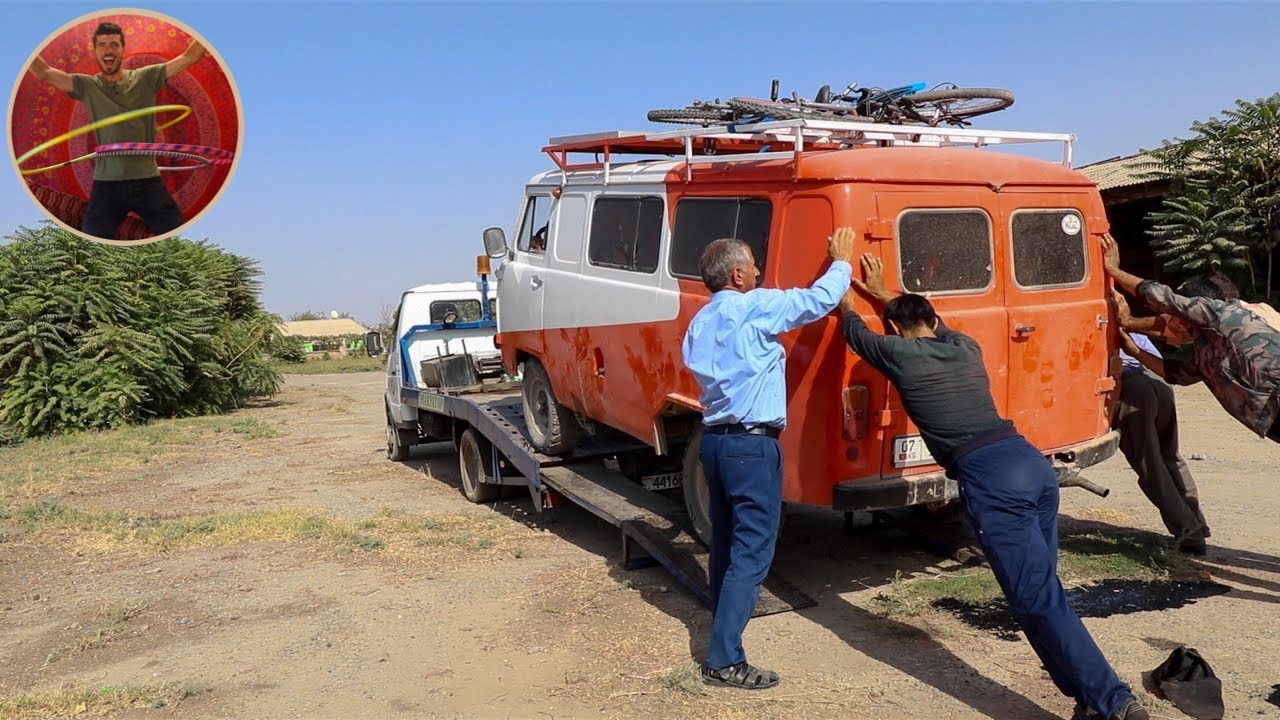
[[842, 385, 869, 440]]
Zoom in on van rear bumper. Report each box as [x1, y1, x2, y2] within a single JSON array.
[[832, 431, 1120, 512]]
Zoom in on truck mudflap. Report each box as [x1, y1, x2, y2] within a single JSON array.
[[833, 430, 1120, 511]]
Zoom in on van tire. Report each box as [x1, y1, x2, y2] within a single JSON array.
[[521, 357, 582, 454], [386, 406, 415, 461], [682, 433, 713, 547], [458, 427, 501, 503]]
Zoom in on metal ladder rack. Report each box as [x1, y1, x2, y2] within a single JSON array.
[[543, 118, 1077, 182]]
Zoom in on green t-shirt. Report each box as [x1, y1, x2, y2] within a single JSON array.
[[69, 64, 168, 181]]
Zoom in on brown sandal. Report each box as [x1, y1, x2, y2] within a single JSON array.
[[701, 661, 779, 690]]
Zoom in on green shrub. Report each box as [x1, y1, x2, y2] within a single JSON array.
[[0, 224, 283, 440]]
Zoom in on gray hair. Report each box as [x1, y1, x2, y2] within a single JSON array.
[[699, 238, 753, 292]]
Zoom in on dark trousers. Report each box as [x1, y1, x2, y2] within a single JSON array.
[[955, 436, 1132, 718], [1117, 368, 1209, 543], [82, 176, 184, 239], [700, 430, 782, 670]]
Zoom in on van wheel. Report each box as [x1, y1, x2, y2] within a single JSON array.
[[386, 406, 415, 461], [682, 433, 713, 546], [458, 427, 501, 503], [521, 357, 582, 454]]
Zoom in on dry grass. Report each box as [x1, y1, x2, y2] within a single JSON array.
[[0, 682, 200, 719], [0, 414, 282, 503], [2, 502, 530, 561]]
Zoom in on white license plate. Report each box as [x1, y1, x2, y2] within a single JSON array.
[[640, 472, 682, 491], [892, 435, 936, 468]]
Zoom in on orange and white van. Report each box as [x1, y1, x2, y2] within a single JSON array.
[[482, 118, 1121, 543]]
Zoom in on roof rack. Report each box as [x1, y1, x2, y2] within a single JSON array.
[[543, 118, 1077, 182]]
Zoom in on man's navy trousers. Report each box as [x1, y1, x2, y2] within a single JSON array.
[[955, 436, 1133, 717], [700, 427, 782, 670]]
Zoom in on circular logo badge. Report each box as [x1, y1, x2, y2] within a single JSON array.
[[1061, 214, 1082, 236]]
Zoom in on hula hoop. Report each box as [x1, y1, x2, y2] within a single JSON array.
[[16, 104, 192, 175], [94, 148, 219, 172], [96, 142, 234, 161]]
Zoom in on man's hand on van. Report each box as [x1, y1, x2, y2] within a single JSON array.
[[828, 227, 856, 264], [1111, 289, 1132, 325], [1101, 233, 1122, 274], [1117, 328, 1142, 359], [852, 253, 895, 304]]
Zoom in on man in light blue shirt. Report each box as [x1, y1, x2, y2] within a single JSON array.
[[681, 227, 854, 689], [1116, 328, 1209, 554]]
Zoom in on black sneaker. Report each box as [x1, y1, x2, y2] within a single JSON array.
[[1178, 541, 1208, 556], [701, 661, 779, 690], [1109, 698, 1150, 720]]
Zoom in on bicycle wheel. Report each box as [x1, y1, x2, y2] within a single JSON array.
[[647, 107, 733, 125], [901, 87, 1015, 121]]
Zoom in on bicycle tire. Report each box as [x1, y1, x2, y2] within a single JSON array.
[[646, 107, 733, 125], [901, 87, 1015, 120]]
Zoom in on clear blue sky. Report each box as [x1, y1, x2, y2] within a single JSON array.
[[3, 1, 1278, 325]]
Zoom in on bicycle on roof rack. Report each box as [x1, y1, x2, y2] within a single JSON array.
[[648, 78, 1015, 128]]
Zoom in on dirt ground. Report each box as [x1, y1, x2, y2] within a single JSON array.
[[1, 372, 1278, 720]]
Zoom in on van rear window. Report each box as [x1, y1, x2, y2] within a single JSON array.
[[430, 300, 482, 324], [587, 196, 664, 273], [897, 210, 992, 293], [670, 198, 772, 279], [1011, 210, 1087, 288]]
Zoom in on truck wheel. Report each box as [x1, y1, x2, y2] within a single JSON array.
[[386, 406, 415, 461], [521, 357, 582, 454], [458, 427, 501, 503], [682, 433, 713, 546]]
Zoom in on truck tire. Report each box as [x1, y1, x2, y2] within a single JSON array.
[[521, 357, 582, 454], [682, 433, 713, 546], [386, 406, 415, 461], [458, 427, 501, 503]]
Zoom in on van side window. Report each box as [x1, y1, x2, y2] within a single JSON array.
[[430, 300, 483, 324], [487, 299, 497, 322], [670, 198, 772, 279], [897, 210, 992, 293], [517, 195, 553, 254], [587, 196, 664, 273], [1011, 210, 1087, 288]]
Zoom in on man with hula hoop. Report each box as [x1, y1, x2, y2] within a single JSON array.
[[27, 21, 206, 239]]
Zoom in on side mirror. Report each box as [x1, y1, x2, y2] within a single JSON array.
[[483, 227, 508, 258], [364, 331, 384, 357]]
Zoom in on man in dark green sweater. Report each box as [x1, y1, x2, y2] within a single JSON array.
[[841, 252, 1147, 720]]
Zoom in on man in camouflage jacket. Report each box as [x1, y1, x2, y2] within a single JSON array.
[[1102, 234, 1280, 443]]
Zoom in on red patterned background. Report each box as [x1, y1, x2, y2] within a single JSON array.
[[10, 13, 240, 240]]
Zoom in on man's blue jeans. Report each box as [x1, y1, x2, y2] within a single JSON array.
[[700, 430, 782, 670], [955, 436, 1133, 717]]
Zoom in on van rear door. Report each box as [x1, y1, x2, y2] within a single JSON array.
[[998, 193, 1112, 450], [873, 190, 1009, 479]]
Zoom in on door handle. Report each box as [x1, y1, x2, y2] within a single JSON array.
[[1013, 324, 1036, 336], [530, 275, 543, 289]]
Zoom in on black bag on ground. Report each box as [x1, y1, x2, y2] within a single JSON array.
[[1141, 645, 1223, 720]]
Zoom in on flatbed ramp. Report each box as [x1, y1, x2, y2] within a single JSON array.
[[542, 462, 816, 618], [415, 386, 815, 616]]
